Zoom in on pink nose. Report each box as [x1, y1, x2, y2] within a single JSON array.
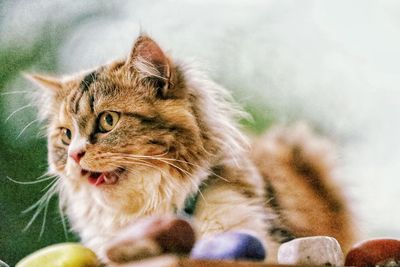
[[69, 150, 86, 164]]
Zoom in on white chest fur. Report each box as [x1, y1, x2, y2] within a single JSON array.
[[59, 167, 205, 258]]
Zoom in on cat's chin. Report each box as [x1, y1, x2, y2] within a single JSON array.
[[81, 168, 124, 186]]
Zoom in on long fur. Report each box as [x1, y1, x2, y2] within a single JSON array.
[[29, 35, 355, 263]]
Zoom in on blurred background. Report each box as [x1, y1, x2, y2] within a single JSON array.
[[1, 0, 399, 265]]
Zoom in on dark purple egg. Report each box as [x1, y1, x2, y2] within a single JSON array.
[[190, 232, 266, 261]]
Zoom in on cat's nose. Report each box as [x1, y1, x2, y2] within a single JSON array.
[[69, 150, 86, 164]]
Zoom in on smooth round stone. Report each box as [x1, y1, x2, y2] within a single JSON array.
[[190, 232, 266, 261], [278, 236, 344, 267], [345, 238, 400, 267]]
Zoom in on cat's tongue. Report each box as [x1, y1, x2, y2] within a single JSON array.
[[88, 172, 105, 186], [88, 172, 118, 186]]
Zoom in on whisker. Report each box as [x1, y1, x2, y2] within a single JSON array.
[[22, 180, 59, 232], [16, 119, 40, 139], [58, 200, 69, 240], [97, 152, 220, 206], [5, 104, 33, 122], [41, 177, 59, 192], [118, 161, 168, 177], [113, 159, 196, 196], [21, 180, 58, 215], [6, 175, 56, 185], [38, 196, 51, 239], [108, 159, 204, 211], [109, 154, 192, 177], [22, 182, 56, 214], [1, 90, 30, 95], [113, 152, 229, 182]]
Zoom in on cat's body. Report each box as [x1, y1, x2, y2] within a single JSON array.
[[29, 35, 355, 263]]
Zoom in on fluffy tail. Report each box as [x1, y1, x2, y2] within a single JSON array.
[[251, 123, 356, 251]]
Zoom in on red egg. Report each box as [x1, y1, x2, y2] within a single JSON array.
[[105, 215, 196, 264], [345, 238, 400, 267]]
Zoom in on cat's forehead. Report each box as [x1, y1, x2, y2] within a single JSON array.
[[66, 70, 100, 115], [62, 66, 140, 117]]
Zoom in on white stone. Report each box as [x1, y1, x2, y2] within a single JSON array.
[[277, 236, 344, 267]]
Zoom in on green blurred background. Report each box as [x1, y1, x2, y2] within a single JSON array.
[[1, 0, 399, 266], [0, 1, 274, 265]]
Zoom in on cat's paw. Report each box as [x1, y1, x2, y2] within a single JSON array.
[[190, 232, 266, 261]]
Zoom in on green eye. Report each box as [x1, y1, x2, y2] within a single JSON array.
[[98, 111, 119, 132], [61, 128, 72, 145]]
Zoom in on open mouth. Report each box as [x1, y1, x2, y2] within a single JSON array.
[[81, 168, 124, 186]]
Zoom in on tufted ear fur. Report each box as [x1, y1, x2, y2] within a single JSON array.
[[126, 35, 178, 98], [24, 73, 63, 92], [24, 73, 63, 122]]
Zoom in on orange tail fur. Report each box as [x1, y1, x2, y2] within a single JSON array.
[[251, 123, 356, 252]]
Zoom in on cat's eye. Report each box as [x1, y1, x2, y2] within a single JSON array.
[[98, 111, 120, 132], [60, 128, 72, 145]]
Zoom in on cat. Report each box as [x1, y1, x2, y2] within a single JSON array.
[[27, 35, 355, 263]]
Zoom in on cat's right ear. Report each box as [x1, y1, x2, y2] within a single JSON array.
[[24, 73, 63, 92], [125, 35, 174, 98]]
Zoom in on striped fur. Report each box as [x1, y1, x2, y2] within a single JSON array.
[[28, 35, 355, 263]]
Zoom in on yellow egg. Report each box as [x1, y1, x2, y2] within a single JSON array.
[[16, 243, 99, 267]]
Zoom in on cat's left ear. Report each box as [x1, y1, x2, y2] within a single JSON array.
[[126, 35, 175, 98], [24, 73, 63, 92]]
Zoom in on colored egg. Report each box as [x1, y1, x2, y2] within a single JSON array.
[[345, 238, 400, 267], [106, 215, 196, 263], [278, 236, 344, 267], [16, 243, 99, 267], [190, 232, 266, 261]]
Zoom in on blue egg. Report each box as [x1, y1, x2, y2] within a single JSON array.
[[190, 232, 266, 261]]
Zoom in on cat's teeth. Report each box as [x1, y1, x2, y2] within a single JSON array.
[[104, 172, 118, 184]]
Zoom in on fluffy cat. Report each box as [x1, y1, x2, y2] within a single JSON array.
[[27, 35, 355, 263]]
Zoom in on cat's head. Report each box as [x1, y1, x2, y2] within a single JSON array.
[[26, 36, 211, 212], [27, 35, 247, 214]]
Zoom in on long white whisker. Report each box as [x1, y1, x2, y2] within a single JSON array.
[[112, 159, 195, 196], [6, 175, 55, 185], [58, 199, 69, 240], [110, 159, 165, 176], [38, 196, 51, 239], [105, 152, 230, 182], [1, 90, 30, 95], [5, 104, 33, 122], [109, 154, 192, 177], [16, 119, 40, 139], [23, 180, 59, 232], [41, 177, 59, 192]]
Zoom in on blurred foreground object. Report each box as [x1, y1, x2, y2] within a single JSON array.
[[191, 232, 266, 261], [0, 259, 9, 267], [106, 215, 196, 264], [15, 243, 99, 267], [345, 238, 400, 267], [277, 236, 344, 266]]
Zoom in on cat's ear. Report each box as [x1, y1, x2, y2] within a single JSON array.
[[126, 35, 172, 98], [24, 73, 63, 92]]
